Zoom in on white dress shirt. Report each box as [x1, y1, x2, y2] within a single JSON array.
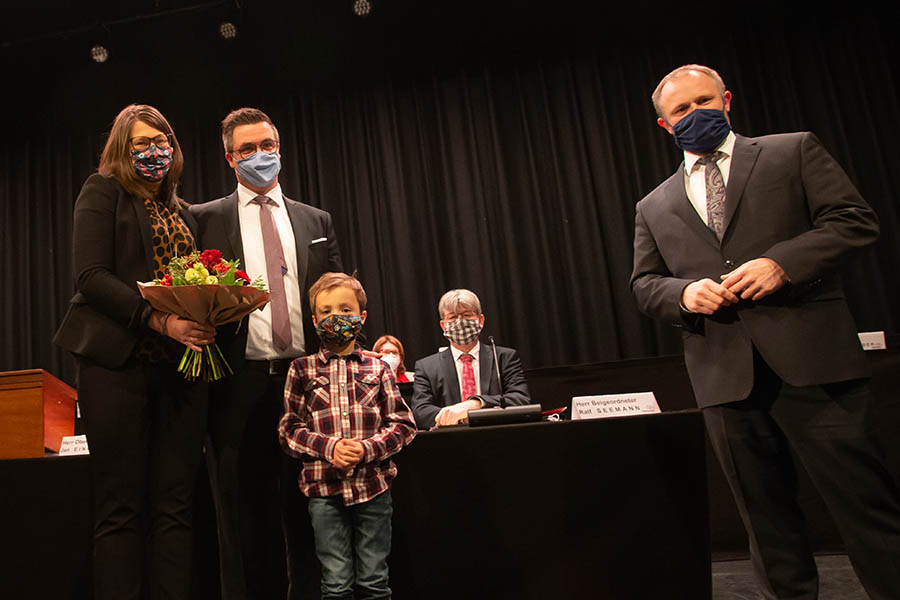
[[449, 342, 481, 402], [682, 131, 736, 224], [236, 183, 307, 359]]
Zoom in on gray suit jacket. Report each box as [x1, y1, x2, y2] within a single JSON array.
[[189, 190, 343, 365], [630, 132, 878, 407], [411, 342, 531, 429]]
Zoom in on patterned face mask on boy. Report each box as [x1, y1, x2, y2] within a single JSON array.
[[316, 314, 364, 347], [442, 317, 482, 346]]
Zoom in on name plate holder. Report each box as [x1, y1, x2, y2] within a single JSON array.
[[571, 392, 661, 421], [59, 435, 90, 456]]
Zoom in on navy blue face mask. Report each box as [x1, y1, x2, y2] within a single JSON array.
[[672, 108, 731, 154]]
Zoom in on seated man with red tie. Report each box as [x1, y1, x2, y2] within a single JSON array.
[[411, 288, 531, 429]]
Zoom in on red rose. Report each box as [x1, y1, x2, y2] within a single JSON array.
[[235, 270, 251, 284], [199, 249, 223, 270], [214, 262, 230, 274]]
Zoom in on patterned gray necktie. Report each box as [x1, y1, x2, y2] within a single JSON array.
[[696, 151, 726, 239], [252, 196, 292, 351]]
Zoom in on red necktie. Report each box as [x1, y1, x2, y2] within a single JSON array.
[[459, 353, 476, 403], [252, 196, 292, 351]]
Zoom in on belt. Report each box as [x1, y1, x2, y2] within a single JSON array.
[[245, 358, 298, 376]]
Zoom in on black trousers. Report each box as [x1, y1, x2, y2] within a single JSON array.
[[206, 364, 319, 600], [77, 357, 208, 600], [703, 351, 900, 600]]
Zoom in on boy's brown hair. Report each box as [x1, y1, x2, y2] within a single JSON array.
[[308, 272, 368, 314]]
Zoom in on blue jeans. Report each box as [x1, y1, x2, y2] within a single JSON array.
[[308, 489, 393, 600]]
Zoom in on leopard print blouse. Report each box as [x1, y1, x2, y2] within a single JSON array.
[[135, 197, 196, 364]]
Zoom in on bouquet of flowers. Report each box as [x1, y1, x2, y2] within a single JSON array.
[[138, 249, 270, 381]]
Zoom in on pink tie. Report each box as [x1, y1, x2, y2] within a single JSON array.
[[252, 196, 292, 351], [459, 353, 476, 403]]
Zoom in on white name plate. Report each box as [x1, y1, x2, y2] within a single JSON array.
[[59, 435, 90, 456], [571, 392, 661, 420], [858, 331, 886, 351]]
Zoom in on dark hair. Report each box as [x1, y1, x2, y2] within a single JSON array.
[[221, 107, 280, 152], [98, 104, 184, 208], [373, 334, 407, 375], [308, 272, 368, 314]]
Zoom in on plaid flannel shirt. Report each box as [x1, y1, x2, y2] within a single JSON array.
[[279, 345, 417, 506]]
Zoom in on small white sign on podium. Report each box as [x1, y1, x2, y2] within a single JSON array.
[[59, 435, 90, 456], [571, 392, 661, 420]]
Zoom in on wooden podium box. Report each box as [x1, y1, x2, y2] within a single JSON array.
[[0, 369, 77, 459]]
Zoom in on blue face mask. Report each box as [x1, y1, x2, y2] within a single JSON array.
[[672, 108, 731, 154], [236, 151, 281, 188]]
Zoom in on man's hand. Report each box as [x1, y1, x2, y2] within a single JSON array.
[[681, 279, 739, 315], [720, 258, 788, 301], [434, 399, 482, 428], [331, 438, 365, 470]]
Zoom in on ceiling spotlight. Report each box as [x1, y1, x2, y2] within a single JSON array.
[[219, 21, 237, 40], [90, 45, 109, 63], [352, 0, 372, 17]]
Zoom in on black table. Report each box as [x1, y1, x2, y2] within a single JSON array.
[[0, 411, 709, 600], [390, 412, 709, 599]]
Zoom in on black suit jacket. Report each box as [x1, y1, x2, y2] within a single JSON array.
[[411, 342, 531, 429], [630, 132, 878, 408], [54, 173, 198, 368], [189, 189, 342, 366]]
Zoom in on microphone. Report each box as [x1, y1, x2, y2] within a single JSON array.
[[488, 335, 504, 408], [466, 336, 542, 427]]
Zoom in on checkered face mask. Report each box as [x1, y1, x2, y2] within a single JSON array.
[[442, 317, 482, 346]]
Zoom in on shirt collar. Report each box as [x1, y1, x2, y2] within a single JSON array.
[[317, 344, 363, 363], [683, 130, 736, 175], [450, 342, 480, 362], [237, 182, 283, 208]]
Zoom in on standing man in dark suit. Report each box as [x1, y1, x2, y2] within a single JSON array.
[[191, 108, 342, 600], [631, 64, 900, 599], [411, 288, 530, 429]]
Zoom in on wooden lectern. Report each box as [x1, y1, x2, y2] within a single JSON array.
[[0, 369, 77, 459]]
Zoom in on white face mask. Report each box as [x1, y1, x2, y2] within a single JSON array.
[[381, 353, 401, 372]]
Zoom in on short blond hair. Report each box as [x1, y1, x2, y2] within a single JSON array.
[[308, 272, 367, 314], [651, 64, 727, 118], [437, 289, 482, 319]]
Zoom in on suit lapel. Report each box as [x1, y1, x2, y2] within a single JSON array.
[[283, 196, 309, 291], [133, 197, 156, 278], [479, 342, 494, 395], [224, 192, 245, 266], [440, 349, 461, 405], [723, 135, 761, 238], [666, 169, 721, 250]]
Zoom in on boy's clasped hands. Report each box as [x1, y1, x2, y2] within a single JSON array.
[[332, 438, 365, 471]]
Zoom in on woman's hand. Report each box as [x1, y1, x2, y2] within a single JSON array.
[[149, 310, 215, 352]]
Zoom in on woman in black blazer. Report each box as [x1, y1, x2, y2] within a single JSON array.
[[55, 105, 215, 600]]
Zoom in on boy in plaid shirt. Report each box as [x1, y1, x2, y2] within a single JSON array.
[[279, 272, 416, 600]]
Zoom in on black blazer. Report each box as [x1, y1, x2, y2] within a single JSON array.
[[411, 342, 531, 429], [630, 132, 878, 407], [189, 190, 342, 367], [54, 173, 199, 368]]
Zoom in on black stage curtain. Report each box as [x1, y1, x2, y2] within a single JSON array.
[[1, 4, 898, 385]]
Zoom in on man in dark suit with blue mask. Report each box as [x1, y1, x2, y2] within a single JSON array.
[[631, 64, 900, 599], [191, 107, 342, 600]]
